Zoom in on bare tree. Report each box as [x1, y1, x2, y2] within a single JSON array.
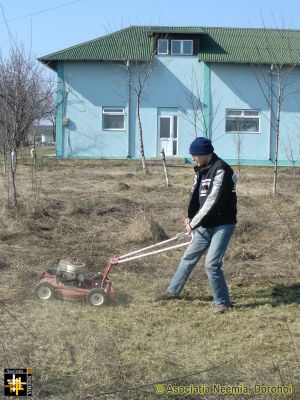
[[48, 113, 56, 143], [256, 63, 296, 194], [43, 89, 56, 142], [282, 131, 300, 176], [181, 65, 220, 138], [233, 132, 243, 178], [249, 27, 298, 194], [125, 55, 155, 172], [160, 148, 169, 187], [106, 27, 163, 172], [0, 47, 55, 206]]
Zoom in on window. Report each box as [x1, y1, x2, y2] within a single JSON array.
[[225, 109, 260, 133], [157, 39, 168, 55], [102, 107, 125, 131], [171, 40, 193, 55], [171, 40, 181, 55], [160, 117, 171, 138], [183, 40, 193, 55]]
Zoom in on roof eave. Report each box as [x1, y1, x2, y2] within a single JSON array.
[[146, 29, 207, 36], [37, 57, 151, 70], [198, 56, 300, 65], [38, 58, 58, 71]]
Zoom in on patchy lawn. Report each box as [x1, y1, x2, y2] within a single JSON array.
[[0, 152, 299, 399]]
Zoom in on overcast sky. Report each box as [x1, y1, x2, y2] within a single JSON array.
[[1, 0, 300, 63]]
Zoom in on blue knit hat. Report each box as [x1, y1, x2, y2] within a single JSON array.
[[189, 137, 214, 155]]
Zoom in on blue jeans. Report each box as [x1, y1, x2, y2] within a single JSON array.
[[167, 224, 235, 306]]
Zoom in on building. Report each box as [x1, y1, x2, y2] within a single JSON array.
[[27, 125, 55, 145], [38, 26, 300, 165]]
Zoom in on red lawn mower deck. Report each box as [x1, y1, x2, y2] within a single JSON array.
[[34, 233, 193, 307]]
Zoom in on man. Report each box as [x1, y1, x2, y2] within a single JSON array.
[[157, 137, 237, 314]]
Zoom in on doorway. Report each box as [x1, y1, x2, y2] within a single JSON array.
[[158, 114, 178, 156]]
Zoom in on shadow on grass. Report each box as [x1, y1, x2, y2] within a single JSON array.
[[232, 283, 300, 309], [271, 283, 300, 306], [174, 283, 300, 309], [114, 291, 134, 307], [36, 375, 75, 398]]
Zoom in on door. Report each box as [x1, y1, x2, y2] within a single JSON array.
[[159, 115, 178, 156]]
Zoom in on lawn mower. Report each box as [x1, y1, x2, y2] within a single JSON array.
[[34, 232, 193, 306]]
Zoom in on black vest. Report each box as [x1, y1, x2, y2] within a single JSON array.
[[187, 154, 237, 228]]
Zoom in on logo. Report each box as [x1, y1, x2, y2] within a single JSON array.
[[4, 368, 32, 397]]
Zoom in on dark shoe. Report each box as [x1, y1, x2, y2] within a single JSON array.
[[155, 291, 180, 301], [213, 304, 233, 314]]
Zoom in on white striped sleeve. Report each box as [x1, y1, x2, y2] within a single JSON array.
[[189, 169, 225, 229]]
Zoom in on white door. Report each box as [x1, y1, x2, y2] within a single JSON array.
[[159, 116, 178, 156]]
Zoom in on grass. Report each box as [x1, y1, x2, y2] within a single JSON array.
[[0, 154, 299, 399]]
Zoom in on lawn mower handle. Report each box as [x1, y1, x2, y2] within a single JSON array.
[[117, 232, 194, 263], [99, 232, 194, 286]]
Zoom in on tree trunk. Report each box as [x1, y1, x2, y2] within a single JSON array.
[[272, 111, 280, 195], [137, 100, 147, 172], [52, 121, 56, 142], [161, 148, 169, 187], [293, 162, 296, 177], [10, 154, 17, 207]]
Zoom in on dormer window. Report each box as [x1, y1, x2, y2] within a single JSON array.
[[157, 38, 194, 56], [157, 39, 169, 54], [171, 40, 193, 55]]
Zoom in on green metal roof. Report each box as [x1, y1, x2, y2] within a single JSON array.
[[38, 25, 300, 69], [198, 27, 300, 64], [38, 26, 155, 69]]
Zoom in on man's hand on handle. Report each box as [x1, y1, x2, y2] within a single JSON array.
[[184, 217, 192, 234]]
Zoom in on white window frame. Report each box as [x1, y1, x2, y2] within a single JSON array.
[[171, 40, 193, 56], [225, 109, 260, 134], [102, 107, 125, 131], [170, 40, 181, 55], [182, 40, 193, 55], [157, 111, 179, 156], [157, 39, 169, 55]]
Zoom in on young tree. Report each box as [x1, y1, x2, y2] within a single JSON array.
[[0, 47, 55, 206], [233, 132, 243, 178], [181, 65, 212, 138], [254, 62, 296, 194], [125, 55, 155, 172], [43, 89, 56, 142], [249, 26, 298, 194], [47, 112, 56, 143], [160, 148, 169, 186], [282, 131, 300, 176], [107, 26, 163, 172]]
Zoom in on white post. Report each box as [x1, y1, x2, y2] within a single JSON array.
[[161, 148, 169, 187]]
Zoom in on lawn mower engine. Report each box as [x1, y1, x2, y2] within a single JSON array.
[[56, 258, 86, 287]]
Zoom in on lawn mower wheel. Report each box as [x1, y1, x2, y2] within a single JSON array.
[[35, 282, 55, 301], [87, 288, 106, 306]]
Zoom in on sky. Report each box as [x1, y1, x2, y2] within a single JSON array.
[[1, 0, 300, 72]]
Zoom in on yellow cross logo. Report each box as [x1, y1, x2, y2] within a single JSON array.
[[5, 374, 27, 395]]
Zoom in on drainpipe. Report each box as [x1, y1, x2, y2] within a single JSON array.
[[126, 59, 131, 158], [269, 63, 274, 161]]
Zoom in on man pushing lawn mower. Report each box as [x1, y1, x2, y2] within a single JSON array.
[[156, 137, 237, 314], [34, 137, 236, 309]]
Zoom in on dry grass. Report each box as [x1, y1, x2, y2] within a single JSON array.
[[0, 152, 300, 399], [125, 211, 168, 244]]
